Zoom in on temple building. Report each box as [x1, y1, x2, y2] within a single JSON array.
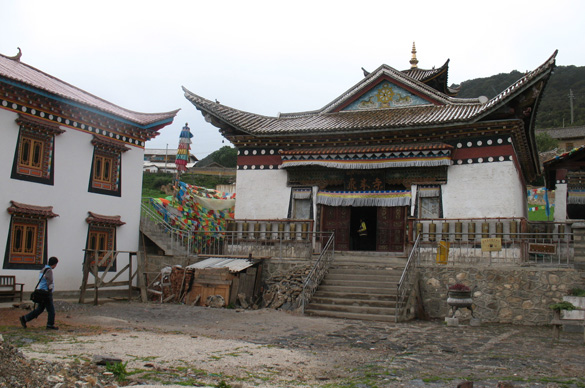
[[184, 46, 557, 253], [0, 49, 177, 291]]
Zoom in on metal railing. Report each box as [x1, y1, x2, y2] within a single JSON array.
[[298, 232, 335, 313], [140, 201, 326, 260], [414, 232, 574, 267], [395, 234, 421, 322]]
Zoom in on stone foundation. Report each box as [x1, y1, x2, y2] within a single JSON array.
[[419, 265, 584, 325]]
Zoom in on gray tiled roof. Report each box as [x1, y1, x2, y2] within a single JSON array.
[[0, 52, 179, 127], [184, 51, 557, 136], [537, 126, 585, 139]]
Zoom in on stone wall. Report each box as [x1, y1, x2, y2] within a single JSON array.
[[419, 265, 584, 325]]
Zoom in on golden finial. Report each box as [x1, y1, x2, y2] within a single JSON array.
[[410, 42, 418, 69]]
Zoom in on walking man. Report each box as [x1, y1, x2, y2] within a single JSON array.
[[20, 256, 59, 330]]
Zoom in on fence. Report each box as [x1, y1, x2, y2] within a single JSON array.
[[412, 232, 574, 267], [141, 200, 328, 260], [395, 234, 422, 322]]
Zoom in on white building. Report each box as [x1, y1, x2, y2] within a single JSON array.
[[0, 50, 177, 292], [143, 148, 198, 173]]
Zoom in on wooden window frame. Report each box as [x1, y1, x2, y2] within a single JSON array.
[[88, 136, 128, 197], [85, 224, 116, 271], [4, 217, 47, 269], [11, 115, 64, 185]]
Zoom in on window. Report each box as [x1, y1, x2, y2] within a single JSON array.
[[85, 212, 125, 270], [416, 185, 443, 219], [288, 187, 313, 219], [3, 201, 58, 269], [566, 143, 574, 151], [11, 114, 65, 185], [88, 135, 129, 196]]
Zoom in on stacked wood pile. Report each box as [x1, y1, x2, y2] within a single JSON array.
[[262, 264, 312, 311], [162, 266, 194, 303]]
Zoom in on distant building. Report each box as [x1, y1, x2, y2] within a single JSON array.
[[0, 50, 177, 291], [537, 126, 585, 152], [143, 149, 198, 173]]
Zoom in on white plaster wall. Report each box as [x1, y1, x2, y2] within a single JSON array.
[[442, 162, 526, 219], [0, 109, 144, 292], [234, 169, 290, 219]]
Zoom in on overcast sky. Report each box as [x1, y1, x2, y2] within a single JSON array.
[[1, 0, 583, 159]]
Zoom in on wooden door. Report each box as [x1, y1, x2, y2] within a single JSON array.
[[321, 205, 351, 251], [377, 206, 406, 252]]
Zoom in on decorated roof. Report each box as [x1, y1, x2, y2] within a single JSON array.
[[86, 212, 126, 226], [184, 51, 557, 138], [543, 145, 585, 190], [7, 201, 59, 218], [0, 50, 178, 128], [279, 143, 453, 155]]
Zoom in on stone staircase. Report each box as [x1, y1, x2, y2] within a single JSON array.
[[304, 251, 407, 322], [140, 223, 191, 257]]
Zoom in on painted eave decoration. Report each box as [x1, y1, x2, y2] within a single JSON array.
[[183, 51, 557, 139], [0, 50, 179, 143]]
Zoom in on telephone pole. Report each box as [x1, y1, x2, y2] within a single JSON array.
[[569, 89, 575, 125]]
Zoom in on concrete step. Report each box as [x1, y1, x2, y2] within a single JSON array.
[[321, 279, 398, 288], [306, 302, 396, 315], [324, 273, 401, 282], [313, 291, 398, 301], [310, 296, 396, 307], [317, 284, 397, 295], [304, 309, 396, 322]]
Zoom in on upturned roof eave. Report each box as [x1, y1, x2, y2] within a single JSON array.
[[0, 53, 179, 128]]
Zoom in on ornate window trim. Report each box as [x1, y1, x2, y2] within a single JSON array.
[[88, 135, 129, 197], [11, 114, 65, 185], [3, 201, 59, 269], [85, 212, 125, 271]]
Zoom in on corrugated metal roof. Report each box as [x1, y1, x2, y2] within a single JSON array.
[[186, 258, 255, 273]]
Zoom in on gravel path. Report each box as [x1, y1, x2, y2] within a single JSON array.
[[2, 300, 584, 387]]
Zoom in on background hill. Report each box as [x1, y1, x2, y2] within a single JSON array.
[[454, 65, 585, 128]]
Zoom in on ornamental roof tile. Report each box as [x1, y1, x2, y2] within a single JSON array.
[[7, 201, 59, 218], [0, 52, 179, 127], [86, 212, 126, 226], [184, 51, 557, 137], [280, 143, 453, 155]]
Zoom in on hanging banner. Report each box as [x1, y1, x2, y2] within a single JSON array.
[[317, 190, 411, 207]]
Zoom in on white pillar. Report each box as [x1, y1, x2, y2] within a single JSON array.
[[554, 183, 567, 222]]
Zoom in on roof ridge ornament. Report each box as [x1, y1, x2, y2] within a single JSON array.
[[8, 47, 22, 61], [410, 42, 418, 69]]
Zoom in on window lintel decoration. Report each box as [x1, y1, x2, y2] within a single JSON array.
[[91, 135, 130, 153], [16, 114, 66, 136], [86, 212, 125, 226], [7, 201, 59, 219]]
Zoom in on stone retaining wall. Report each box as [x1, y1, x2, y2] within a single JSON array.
[[419, 265, 584, 325]]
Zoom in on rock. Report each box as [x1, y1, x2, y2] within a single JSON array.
[[497, 382, 515, 388], [92, 355, 123, 365], [238, 293, 249, 309], [207, 295, 225, 308]]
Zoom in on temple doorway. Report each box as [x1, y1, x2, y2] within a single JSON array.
[[350, 207, 377, 251]]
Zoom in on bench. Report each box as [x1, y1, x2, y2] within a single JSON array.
[[551, 309, 585, 344], [0, 275, 24, 302]]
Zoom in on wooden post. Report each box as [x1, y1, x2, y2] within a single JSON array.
[[79, 251, 90, 304]]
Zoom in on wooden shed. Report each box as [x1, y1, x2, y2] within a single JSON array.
[[183, 256, 264, 307]]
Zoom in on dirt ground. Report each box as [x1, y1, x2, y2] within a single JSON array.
[[1, 299, 584, 388]]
